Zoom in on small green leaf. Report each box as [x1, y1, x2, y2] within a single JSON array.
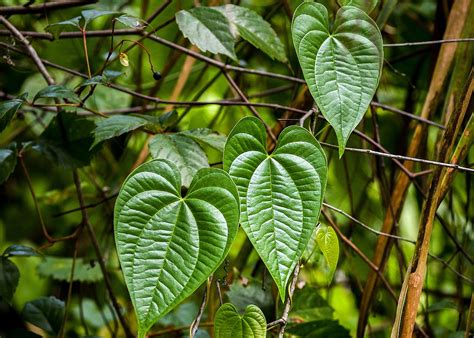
[[77, 70, 123, 88], [3, 245, 38, 258], [148, 134, 209, 187], [45, 16, 81, 38], [0, 257, 19, 303], [36, 257, 103, 282], [91, 115, 149, 149], [337, 0, 379, 13], [116, 14, 146, 29], [292, 3, 383, 156], [22, 296, 65, 335], [214, 303, 266, 338], [33, 85, 79, 102], [179, 128, 227, 152], [0, 146, 17, 184], [81, 10, 119, 27], [215, 5, 287, 62], [114, 160, 239, 337], [0, 95, 26, 132], [315, 224, 339, 283], [176, 7, 238, 61], [224, 117, 327, 300], [286, 319, 350, 337]]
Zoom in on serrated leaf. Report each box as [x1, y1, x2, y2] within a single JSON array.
[[81, 10, 119, 27], [45, 16, 81, 38], [215, 5, 287, 62], [0, 257, 19, 303], [33, 112, 96, 168], [91, 115, 149, 149], [3, 245, 38, 257], [0, 96, 26, 132], [214, 303, 266, 338], [148, 134, 209, 187], [179, 128, 227, 152], [337, 0, 379, 13], [114, 160, 239, 337], [224, 117, 327, 300], [36, 257, 103, 282], [292, 3, 383, 156], [0, 146, 17, 184], [176, 7, 238, 61], [315, 224, 339, 283], [33, 85, 79, 102], [22, 296, 65, 335], [116, 14, 146, 29], [286, 319, 350, 337]]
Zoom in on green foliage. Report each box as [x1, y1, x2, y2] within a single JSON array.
[[214, 303, 266, 338], [176, 5, 287, 62], [91, 115, 150, 148], [22, 296, 65, 335], [0, 94, 26, 132], [337, 0, 379, 13], [286, 319, 350, 337], [114, 160, 239, 337], [0, 256, 19, 303], [179, 128, 227, 152], [3, 245, 38, 258], [315, 224, 340, 283], [36, 257, 103, 282], [33, 85, 79, 103], [224, 117, 327, 300], [0, 145, 17, 184], [292, 2, 383, 156]]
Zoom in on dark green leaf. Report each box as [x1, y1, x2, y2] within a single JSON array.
[[33, 112, 96, 168], [81, 10, 119, 27], [33, 85, 79, 102], [36, 257, 103, 282], [214, 303, 266, 338], [0, 146, 17, 184], [45, 16, 81, 38], [292, 3, 383, 156], [176, 7, 238, 61], [3, 245, 38, 258], [0, 96, 26, 132], [179, 128, 227, 152], [224, 117, 327, 300], [114, 160, 239, 337], [215, 5, 287, 62], [227, 282, 274, 319], [148, 134, 209, 187], [0, 257, 19, 303], [291, 286, 333, 321], [22, 296, 65, 335], [91, 115, 149, 149], [286, 319, 350, 337]]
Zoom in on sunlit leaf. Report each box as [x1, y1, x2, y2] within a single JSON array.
[[315, 224, 339, 283], [36, 257, 103, 282], [214, 303, 266, 338], [176, 7, 238, 61], [3, 245, 38, 258], [116, 14, 146, 29], [216, 5, 287, 62], [148, 134, 209, 187], [33, 85, 79, 102], [0, 257, 19, 303], [337, 0, 379, 13], [292, 3, 383, 156], [22, 296, 65, 335], [224, 117, 327, 300], [114, 160, 239, 337]]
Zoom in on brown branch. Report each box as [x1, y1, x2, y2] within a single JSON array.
[[0, 0, 96, 15]]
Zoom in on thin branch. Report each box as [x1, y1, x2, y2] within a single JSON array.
[[384, 38, 474, 47], [0, 0, 96, 15]]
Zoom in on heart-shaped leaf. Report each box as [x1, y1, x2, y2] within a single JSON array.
[[292, 3, 383, 156], [214, 303, 266, 338], [337, 0, 379, 13], [315, 224, 339, 283], [114, 159, 239, 337], [224, 117, 327, 300]]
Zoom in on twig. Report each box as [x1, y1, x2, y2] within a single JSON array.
[[277, 264, 300, 338], [384, 38, 474, 47], [0, 0, 96, 15], [189, 279, 211, 337]]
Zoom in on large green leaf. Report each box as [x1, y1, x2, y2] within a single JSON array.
[[215, 5, 287, 62], [214, 303, 266, 338], [175, 7, 238, 60], [114, 160, 239, 337], [292, 3, 383, 156], [224, 117, 327, 300], [315, 224, 339, 283], [148, 134, 209, 187], [22, 296, 65, 335]]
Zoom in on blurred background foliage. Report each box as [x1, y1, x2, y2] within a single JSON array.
[[0, 0, 472, 337]]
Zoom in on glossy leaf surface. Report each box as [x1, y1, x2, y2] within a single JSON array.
[[114, 160, 239, 337], [214, 303, 266, 338], [22, 296, 65, 335], [292, 3, 383, 156], [224, 117, 327, 299], [337, 0, 379, 13]]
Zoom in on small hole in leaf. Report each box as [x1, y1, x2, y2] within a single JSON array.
[[180, 186, 188, 197]]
